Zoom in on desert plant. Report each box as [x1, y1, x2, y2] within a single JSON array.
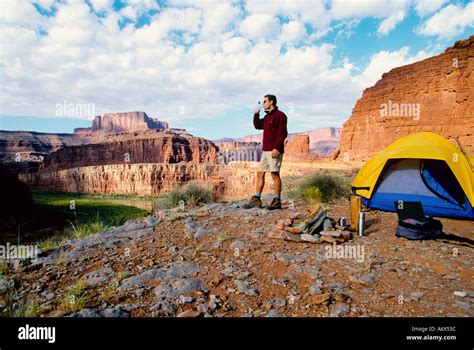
[[159, 184, 213, 209], [298, 173, 351, 203], [100, 284, 119, 304], [61, 281, 88, 313]]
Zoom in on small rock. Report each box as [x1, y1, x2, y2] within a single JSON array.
[[177, 309, 200, 318], [66, 308, 103, 318], [102, 307, 130, 318], [349, 274, 375, 286], [330, 303, 350, 317], [309, 284, 323, 296], [144, 217, 161, 227], [289, 212, 305, 221], [151, 300, 177, 314], [83, 267, 114, 286], [409, 292, 425, 301], [230, 241, 247, 251], [455, 301, 473, 313], [312, 293, 331, 304], [300, 234, 321, 244], [179, 296, 195, 304], [453, 291, 467, 298], [154, 278, 202, 299], [197, 303, 208, 313], [270, 297, 287, 308], [267, 230, 301, 242], [41, 291, 55, 301], [265, 309, 285, 317], [0, 278, 14, 293], [235, 280, 258, 296]]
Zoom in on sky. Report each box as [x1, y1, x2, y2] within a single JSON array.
[[0, 0, 473, 139]]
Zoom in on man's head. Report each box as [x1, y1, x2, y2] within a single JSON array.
[[263, 94, 277, 111]]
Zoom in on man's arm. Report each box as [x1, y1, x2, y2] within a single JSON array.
[[274, 113, 288, 153], [253, 112, 264, 130]]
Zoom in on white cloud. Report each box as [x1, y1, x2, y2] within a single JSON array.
[[330, 0, 409, 19], [89, 0, 113, 13], [279, 20, 307, 43], [378, 11, 405, 36], [354, 47, 429, 89], [418, 3, 474, 38], [239, 13, 280, 41], [120, 6, 138, 20], [221, 36, 250, 54], [0, 0, 48, 29], [414, 0, 447, 17]]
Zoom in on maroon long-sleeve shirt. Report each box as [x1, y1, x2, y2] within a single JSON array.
[[253, 107, 288, 154]]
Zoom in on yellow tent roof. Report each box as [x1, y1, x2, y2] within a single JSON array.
[[353, 132, 474, 205]]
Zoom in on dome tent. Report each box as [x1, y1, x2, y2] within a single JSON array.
[[352, 132, 474, 220]]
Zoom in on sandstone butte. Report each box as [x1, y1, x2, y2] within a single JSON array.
[[339, 35, 474, 161]]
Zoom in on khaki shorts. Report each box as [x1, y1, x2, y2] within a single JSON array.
[[258, 151, 283, 172]]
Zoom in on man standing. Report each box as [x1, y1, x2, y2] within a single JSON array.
[[244, 94, 288, 210]]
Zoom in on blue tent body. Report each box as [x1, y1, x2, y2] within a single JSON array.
[[362, 158, 474, 220]]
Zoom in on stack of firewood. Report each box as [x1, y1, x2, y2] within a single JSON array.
[[267, 204, 352, 244]]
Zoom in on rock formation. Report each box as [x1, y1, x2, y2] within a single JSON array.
[[74, 111, 168, 135], [339, 35, 474, 161], [21, 163, 258, 199], [214, 141, 262, 164], [285, 134, 310, 155], [40, 130, 220, 172], [0, 131, 83, 162], [234, 127, 342, 156]]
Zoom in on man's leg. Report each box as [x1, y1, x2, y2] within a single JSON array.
[[256, 171, 265, 194], [265, 171, 282, 210], [270, 171, 282, 196], [244, 171, 266, 209]]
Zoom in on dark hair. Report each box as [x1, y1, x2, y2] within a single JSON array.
[[264, 94, 277, 107]]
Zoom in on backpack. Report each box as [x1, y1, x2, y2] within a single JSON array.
[[395, 218, 443, 240]]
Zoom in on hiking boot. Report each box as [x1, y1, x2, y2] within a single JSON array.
[[266, 197, 282, 210], [243, 195, 262, 209]]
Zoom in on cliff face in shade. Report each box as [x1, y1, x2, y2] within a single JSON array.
[[40, 130, 219, 172], [74, 111, 168, 135], [339, 35, 474, 161], [0, 164, 33, 218], [0, 131, 84, 161]]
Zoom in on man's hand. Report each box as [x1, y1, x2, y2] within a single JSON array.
[[253, 103, 262, 114], [271, 149, 280, 158]]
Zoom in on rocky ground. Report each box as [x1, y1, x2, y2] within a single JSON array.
[[1, 196, 473, 317]]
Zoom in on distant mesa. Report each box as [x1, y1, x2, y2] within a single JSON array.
[[74, 111, 169, 135], [216, 127, 342, 157]]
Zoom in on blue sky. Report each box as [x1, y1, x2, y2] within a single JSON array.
[[0, 0, 473, 139]]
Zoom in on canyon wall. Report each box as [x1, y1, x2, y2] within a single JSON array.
[[339, 35, 474, 161], [20, 163, 254, 199], [40, 130, 220, 172]]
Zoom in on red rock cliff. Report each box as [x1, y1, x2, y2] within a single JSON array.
[[339, 35, 474, 161], [40, 130, 219, 172]]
